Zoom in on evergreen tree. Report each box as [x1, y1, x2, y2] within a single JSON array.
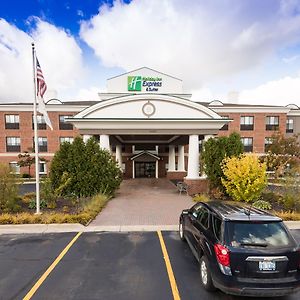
[[202, 132, 243, 189], [50, 137, 122, 197]]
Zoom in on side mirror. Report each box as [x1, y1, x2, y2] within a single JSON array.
[[182, 209, 189, 215]]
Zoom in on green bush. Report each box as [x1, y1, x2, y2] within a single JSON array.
[[252, 200, 272, 210], [202, 132, 243, 189], [50, 137, 122, 197], [0, 163, 21, 213], [41, 177, 57, 208], [28, 199, 47, 210]]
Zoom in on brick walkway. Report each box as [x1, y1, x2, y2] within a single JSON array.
[[90, 178, 194, 226]]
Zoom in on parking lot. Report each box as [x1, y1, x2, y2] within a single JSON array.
[[0, 230, 299, 300]]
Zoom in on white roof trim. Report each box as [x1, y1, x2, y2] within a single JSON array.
[[130, 150, 160, 161], [74, 94, 221, 119]]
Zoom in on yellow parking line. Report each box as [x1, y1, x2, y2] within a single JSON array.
[[157, 231, 181, 300], [23, 232, 82, 300]]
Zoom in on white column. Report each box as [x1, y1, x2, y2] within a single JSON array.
[[204, 134, 214, 142], [186, 135, 200, 179], [132, 161, 135, 179], [83, 134, 92, 143], [99, 134, 110, 152], [177, 145, 185, 171], [116, 145, 122, 167], [168, 145, 176, 171], [156, 160, 159, 178]]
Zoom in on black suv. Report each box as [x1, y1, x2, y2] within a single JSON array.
[[179, 201, 300, 297]]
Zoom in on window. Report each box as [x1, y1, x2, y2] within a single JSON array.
[[33, 137, 48, 152], [32, 115, 46, 130], [59, 115, 73, 130], [227, 221, 293, 248], [264, 137, 273, 152], [9, 162, 20, 174], [266, 116, 279, 131], [5, 114, 19, 129], [212, 215, 222, 241], [196, 206, 209, 229], [39, 161, 47, 174], [220, 116, 229, 131], [6, 137, 21, 152], [240, 116, 254, 131], [60, 137, 74, 144], [286, 118, 294, 133], [241, 137, 253, 152]]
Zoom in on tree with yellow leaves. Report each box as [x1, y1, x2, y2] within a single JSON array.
[[221, 154, 267, 202]]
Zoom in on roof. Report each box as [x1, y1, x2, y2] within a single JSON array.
[[203, 201, 282, 222], [107, 67, 182, 81]]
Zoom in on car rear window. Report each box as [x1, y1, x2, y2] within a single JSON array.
[[227, 221, 293, 248]]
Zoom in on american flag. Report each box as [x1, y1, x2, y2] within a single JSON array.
[[35, 57, 53, 130], [36, 58, 47, 98]]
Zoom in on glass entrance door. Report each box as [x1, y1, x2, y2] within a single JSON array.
[[135, 162, 156, 178]]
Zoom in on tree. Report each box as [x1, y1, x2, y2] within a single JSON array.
[[221, 154, 267, 202], [0, 163, 20, 212], [263, 133, 300, 178], [50, 137, 122, 197], [17, 151, 35, 176], [17, 150, 47, 177], [202, 132, 244, 188]]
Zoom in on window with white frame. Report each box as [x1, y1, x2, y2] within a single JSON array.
[[39, 161, 47, 174], [240, 116, 254, 131], [59, 115, 73, 130], [59, 137, 74, 144], [266, 116, 279, 131], [9, 162, 20, 174], [241, 137, 253, 152], [32, 115, 46, 130], [5, 114, 19, 129], [33, 137, 48, 152], [265, 137, 273, 152], [286, 118, 294, 133], [6, 137, 21, 152]]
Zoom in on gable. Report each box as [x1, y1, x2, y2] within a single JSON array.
[[107, 67, 183, 94], [76, 94, 221, 119]]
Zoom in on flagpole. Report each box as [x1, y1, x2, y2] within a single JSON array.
[[32, 42, 41, 214]]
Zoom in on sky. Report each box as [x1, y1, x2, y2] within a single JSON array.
[[1, 0, 300, 106]]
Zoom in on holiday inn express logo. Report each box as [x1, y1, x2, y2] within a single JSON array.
[[127, 75, 163, 92], [128, 76, 142, 91]]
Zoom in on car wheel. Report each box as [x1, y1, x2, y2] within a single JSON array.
[[179, 218, 186, 242], [199, 256, 216, 292]]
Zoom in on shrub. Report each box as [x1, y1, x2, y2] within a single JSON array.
[[50, 137, 122, 197], [221, 154, 267, 202], [202, 132, 243, 189], [0, 193, 109, 225], [40, 177, 57, 208], [0, 163, 21, 213], [21, 173, 31, 178], [193, 193, 210, 202], [252, 200, 272, 210], [28, 199, 47, 210], [22, 192, 36, 204]]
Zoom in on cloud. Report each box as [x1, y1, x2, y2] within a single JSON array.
[[239, 75, 300, 105], [0, 18, 84, 102], [80, 0, 300, 91]]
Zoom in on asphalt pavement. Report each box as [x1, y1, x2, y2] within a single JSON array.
[[0, 231, 300, 300]]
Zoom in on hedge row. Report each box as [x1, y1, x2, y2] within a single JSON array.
[[0, 194, 108, 225]]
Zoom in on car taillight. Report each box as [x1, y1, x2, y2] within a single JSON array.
[[214, 244, 230, 267]]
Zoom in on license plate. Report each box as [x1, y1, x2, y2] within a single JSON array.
[[259, 261, 276, 271]]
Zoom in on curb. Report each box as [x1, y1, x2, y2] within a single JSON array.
[[0, 222, 300, 235]]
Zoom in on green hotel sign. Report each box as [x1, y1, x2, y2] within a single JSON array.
[[128, 76, 162, 92]]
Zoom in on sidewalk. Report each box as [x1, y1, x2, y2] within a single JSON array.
[[0, 221, 300, 235]]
